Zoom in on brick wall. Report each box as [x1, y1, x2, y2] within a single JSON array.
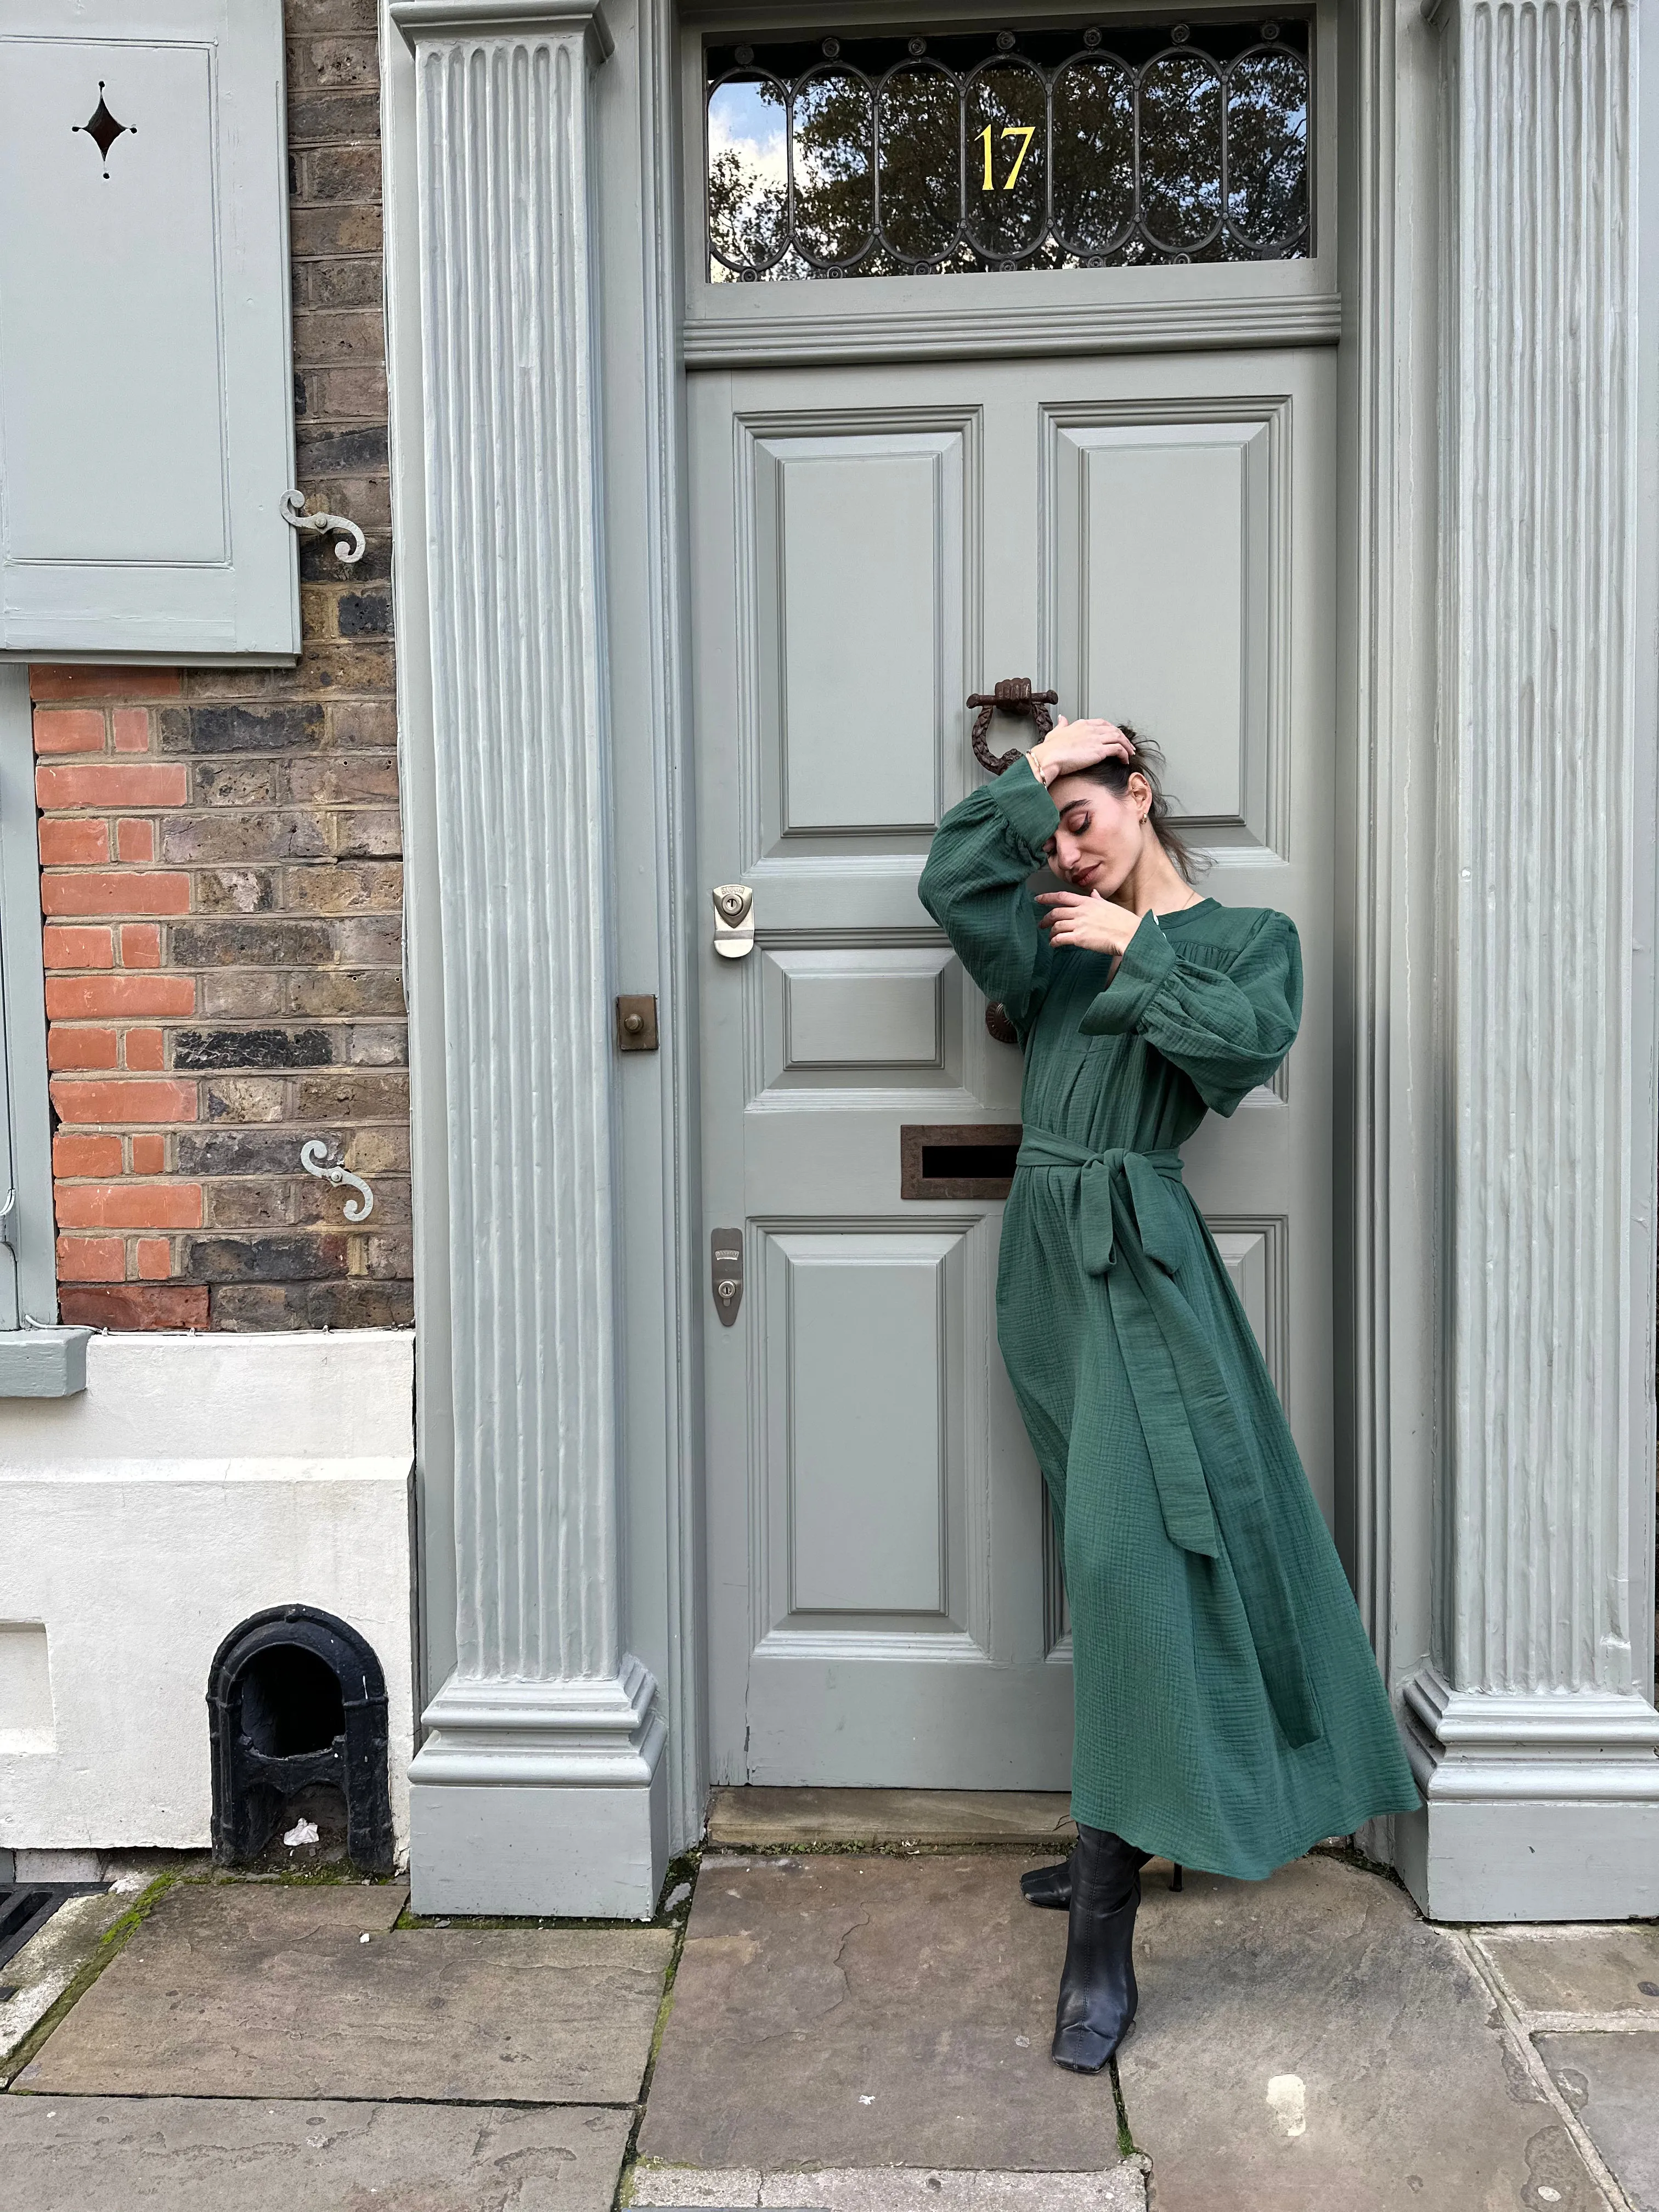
[[33, 1, 409, 1333]]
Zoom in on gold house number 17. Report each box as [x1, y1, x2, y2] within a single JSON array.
[[979, 123, 1036, 190]]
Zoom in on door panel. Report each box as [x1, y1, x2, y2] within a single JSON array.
[[696, 349, 1334, 1787], [772, 1230, 960, 1622], [1048, 407, 1280, 851], [742, 415, 972, 868], [766, 946, 960, 1087]]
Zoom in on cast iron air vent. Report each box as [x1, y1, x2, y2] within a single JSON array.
[[206, 1605, 393, 1875]]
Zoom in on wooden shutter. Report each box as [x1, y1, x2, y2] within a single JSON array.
[[0, 1, 299, 662]]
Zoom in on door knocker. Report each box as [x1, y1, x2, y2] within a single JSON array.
[[967, 676, 1060, 775]]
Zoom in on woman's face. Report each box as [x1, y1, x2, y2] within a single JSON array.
[[1045, 771, 1152, 900]]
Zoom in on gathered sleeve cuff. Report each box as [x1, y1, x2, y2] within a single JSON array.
[[1075, 912, 1178, 1035], [985, 755, 1062, 865], [916, 759, 1062, 1034], [1077, 907, 1303, 1116]]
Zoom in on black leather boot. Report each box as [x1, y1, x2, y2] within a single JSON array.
[[1050, 1825, 1143, 2073]]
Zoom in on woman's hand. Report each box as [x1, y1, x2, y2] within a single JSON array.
[[1037, 889, 1141, 957], [1026, 715, 1135, 786]]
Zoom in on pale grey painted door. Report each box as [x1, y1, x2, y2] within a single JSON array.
[[693, 347, 1335, 1786]]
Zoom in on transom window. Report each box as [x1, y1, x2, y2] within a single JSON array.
[[706, 18, 1312, 282]]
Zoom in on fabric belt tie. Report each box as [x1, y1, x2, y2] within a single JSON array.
[[1014, 1125, 1321, 1751]]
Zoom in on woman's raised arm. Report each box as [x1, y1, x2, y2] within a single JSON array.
[[918, 761, 1060, 1034]]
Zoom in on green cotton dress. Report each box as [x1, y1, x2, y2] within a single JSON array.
[[918, 764, 1420, 1880]]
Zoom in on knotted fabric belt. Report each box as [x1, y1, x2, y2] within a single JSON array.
[[1014, 1125, 1321, 1750]]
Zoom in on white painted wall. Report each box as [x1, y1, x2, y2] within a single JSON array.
[[0, 1330, 416, 1857]]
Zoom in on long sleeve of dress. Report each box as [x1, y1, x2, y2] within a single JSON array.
[[1079, 906, 1302, 1115], [917, 763, 1062, 1032]]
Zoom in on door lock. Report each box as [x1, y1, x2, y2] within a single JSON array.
[[712, 883, 755, 959], [711, 1228, 743, 1325]]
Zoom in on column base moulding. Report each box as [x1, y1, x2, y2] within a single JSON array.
[[408, 1655, 669, 1920], [1399, 1668, 1659, 1921]]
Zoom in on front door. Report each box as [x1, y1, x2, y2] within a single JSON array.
[[689, 13, 1336, 1787]]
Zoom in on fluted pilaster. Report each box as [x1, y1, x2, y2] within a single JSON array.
[[1447, 0, 1635, 1699], [1407, 0, 1659, 1917], [395, 0, 665, 1916]]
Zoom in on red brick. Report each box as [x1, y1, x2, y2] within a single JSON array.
[[36, 762, 188, 809], [53, 1134, 123, 1177], [30, 666, 181, 702], [43, 925, 114, 969], [124, 1028, 165, 1071], [136, 1238, 173, 1279], [55, 1234, 124, 1281], [47, 974, 195, 1019], [130, 1133, 167, 1173], [121, 924, 162, 969], [48, 1028, 117, 1071], [116, 820, 155, 863], [50, 1077, 196, 1125], [58, 1283, 208, 1330], [41, 872, 190, 918], [33, 709, 106, 755], [37, 820, 110, 865], [112, 710, 150, 753], [55, 1182, 202, 1229]]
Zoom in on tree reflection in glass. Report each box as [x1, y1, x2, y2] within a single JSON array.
[[793, 67, 876, 266], [1226, 52, 1308, 251], [708, 75, 790, 275], [1138, 52, 1224, 253], [877, 64, 961, 266], [1052, 58, 1135, 260], [705, 22, 1311, 281]]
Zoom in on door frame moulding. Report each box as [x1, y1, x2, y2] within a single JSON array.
[[384, 0, 1659, 1921]]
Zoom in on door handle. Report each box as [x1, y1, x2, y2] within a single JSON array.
[[966, 677, 1059, 774], [712, 883, 755, 959]]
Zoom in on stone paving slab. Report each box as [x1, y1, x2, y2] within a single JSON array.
[[18, 1878, 673, 2104], [0, 2095, 633, 2212], [1536, 2031, 1659, 2212], [1115, 1855, 1600, 2212], [706, 1792, 1076, 1850], [628, 2161, 1149, 2209], [1475, 1923, 1659, 2022], [638, 1853, 1128, 2175]]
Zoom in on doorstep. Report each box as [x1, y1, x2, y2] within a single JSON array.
[[704, 1789, 1076, 1850]]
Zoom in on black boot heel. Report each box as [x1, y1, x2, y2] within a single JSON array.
[[1051, 1824, 1142, 2074]]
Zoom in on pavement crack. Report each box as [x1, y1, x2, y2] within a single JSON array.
[[830, 1913, 872, 1994]]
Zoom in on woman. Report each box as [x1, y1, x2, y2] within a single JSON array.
[[917, 715, 1419, 2075]]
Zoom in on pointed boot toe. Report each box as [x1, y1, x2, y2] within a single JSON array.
[[1020, 1854, 1073, 1909], [1051, 2013, 1127, 2073]]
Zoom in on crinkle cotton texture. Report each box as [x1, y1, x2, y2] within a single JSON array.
[[917, 764, 1419, 1879]]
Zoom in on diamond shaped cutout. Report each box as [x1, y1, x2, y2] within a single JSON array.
[[74, 82, 132, 177]]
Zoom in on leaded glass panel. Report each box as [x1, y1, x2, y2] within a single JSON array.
[[705, 19, 1311, 281]]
